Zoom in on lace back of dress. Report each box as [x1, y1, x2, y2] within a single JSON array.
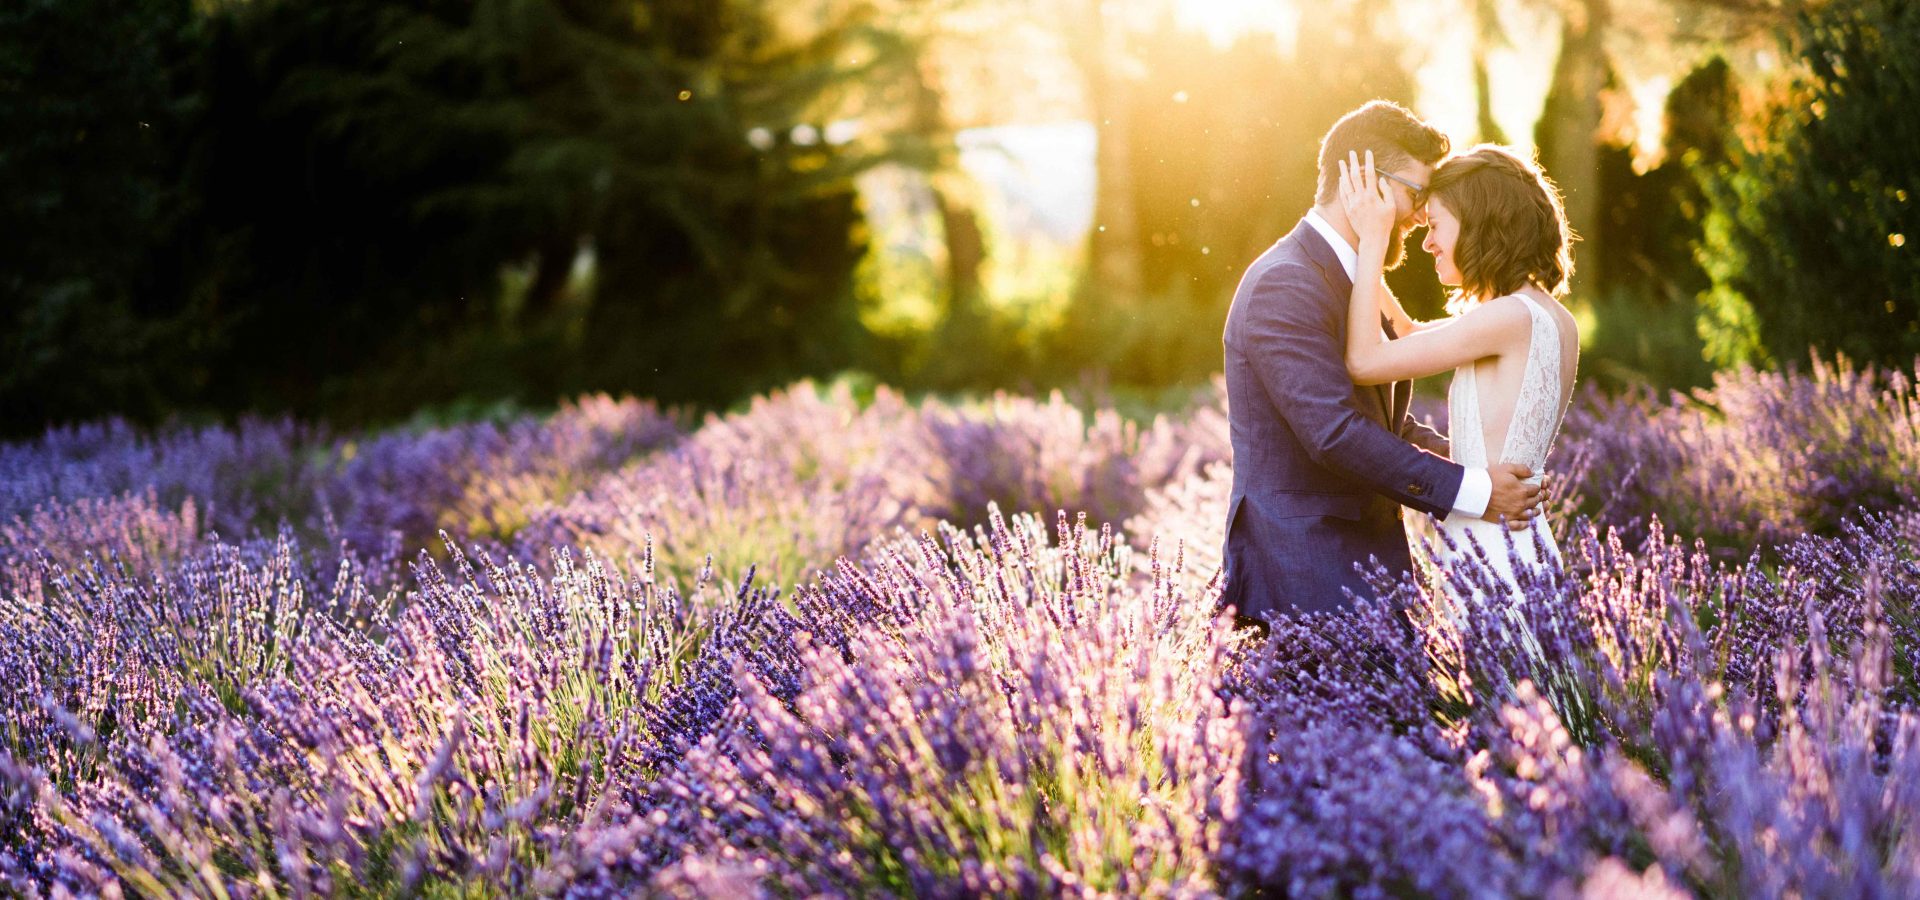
[[1438, 297, 1570, 584], [1445, 294, 1566, 476], [1502, 295, 1565, 475]]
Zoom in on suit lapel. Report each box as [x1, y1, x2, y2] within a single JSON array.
[[1293, 220, 1352, 298], [1294, 221, 1392, 421], [1380, 315, 1405, 425]]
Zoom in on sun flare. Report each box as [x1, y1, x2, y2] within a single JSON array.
[[1169, 0, 1298, 47]]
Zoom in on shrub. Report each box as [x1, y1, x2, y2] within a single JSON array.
[[1696, 0, 1920, 368]]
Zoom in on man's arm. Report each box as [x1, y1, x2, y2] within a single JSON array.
[[1383, 313, 1453, 459], [1240, 262, 1464, 517], [1378, 352, 1515, 522], [1400, 410, 1450, 457], [1382, 303, 1491, 521]]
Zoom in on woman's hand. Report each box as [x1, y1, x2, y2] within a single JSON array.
[[1339, 150, 1396, 254]]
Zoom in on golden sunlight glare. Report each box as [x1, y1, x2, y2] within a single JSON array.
[[1170, 0, 1297, 47]]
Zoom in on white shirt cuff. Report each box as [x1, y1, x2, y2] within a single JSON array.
[[1448, 467, 1491, 520]]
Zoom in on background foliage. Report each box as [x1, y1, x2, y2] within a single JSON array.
[[1696, 0, 1920, 369], [4, 0, 1916, 436]]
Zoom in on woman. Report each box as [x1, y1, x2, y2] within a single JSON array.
[[1337, 145, 1580, 591]]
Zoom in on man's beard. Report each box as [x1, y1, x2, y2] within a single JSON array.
[[1382, 221, 1412, 270]]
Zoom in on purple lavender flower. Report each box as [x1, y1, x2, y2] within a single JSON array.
[[0, 363, 1916, 896]]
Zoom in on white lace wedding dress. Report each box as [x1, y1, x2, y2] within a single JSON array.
[[1436, 293, 1577, 593]]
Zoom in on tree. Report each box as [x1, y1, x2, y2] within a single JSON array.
[[0, 0, 204, 432], [1471, 0, 1511, 145], [166, 0, 930, 418], [1045, 4, 1425, 387], [558, 0, 938, 406], [1522, 0, 1795, 297], [1059, 0, 1147, 310], [865, 0, 1007, 389], [1533, 0, 1613, 293], [1571, 56, 1734, 389], [1696, 0, 1920, 368]]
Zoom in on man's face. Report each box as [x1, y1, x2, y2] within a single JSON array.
[[1379, 159, 1434, 271]]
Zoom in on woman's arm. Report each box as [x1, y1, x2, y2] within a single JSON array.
[[1340, 152, 1527, 385]]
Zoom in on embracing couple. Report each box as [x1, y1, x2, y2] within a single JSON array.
[[1221, 100, 1580, 630]]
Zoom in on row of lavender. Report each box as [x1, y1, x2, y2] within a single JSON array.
[[2, 358, 1916, 896], [0, 381, 1228, 600]]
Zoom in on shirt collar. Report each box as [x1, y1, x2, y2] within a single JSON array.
[[1303, 208, 1358, 283]]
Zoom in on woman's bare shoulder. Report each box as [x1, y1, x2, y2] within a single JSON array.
[[1459, 293, 1535, 334]]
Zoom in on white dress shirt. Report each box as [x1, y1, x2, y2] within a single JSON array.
[[1303, 209, 1493, 521]]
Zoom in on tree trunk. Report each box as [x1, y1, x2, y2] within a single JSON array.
[[933, 181, 986, 318], [520, 235, 577, 327], [908, 58, 987, 330], [1473, 0, 1509, 144], [1539, 0, 1610, 293], [1071, 0, 1143, 308]]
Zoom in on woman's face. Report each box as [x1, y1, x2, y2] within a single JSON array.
[[1423, 197, 1462, 286]]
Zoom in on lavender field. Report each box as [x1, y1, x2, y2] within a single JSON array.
[[3, 357, 1919, 897]]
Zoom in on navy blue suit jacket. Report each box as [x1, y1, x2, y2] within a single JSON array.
[[1220, 218, 1465, 619]]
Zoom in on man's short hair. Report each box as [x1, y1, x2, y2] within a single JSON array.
[[1315, 100, 1450, 205]]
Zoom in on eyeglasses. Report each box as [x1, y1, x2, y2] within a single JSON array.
[[1377, 170, 1428, 206]]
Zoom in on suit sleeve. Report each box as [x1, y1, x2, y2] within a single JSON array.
[[1240, 262, 1464, 517], [1401, 412, 1451, 457], [1381, 313, 1453, 458]]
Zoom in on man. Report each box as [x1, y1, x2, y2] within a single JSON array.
[[1220, 100, 1543, 629]]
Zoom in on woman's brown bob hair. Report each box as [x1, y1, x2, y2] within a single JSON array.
[[1428, 145, 1575, 308]]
